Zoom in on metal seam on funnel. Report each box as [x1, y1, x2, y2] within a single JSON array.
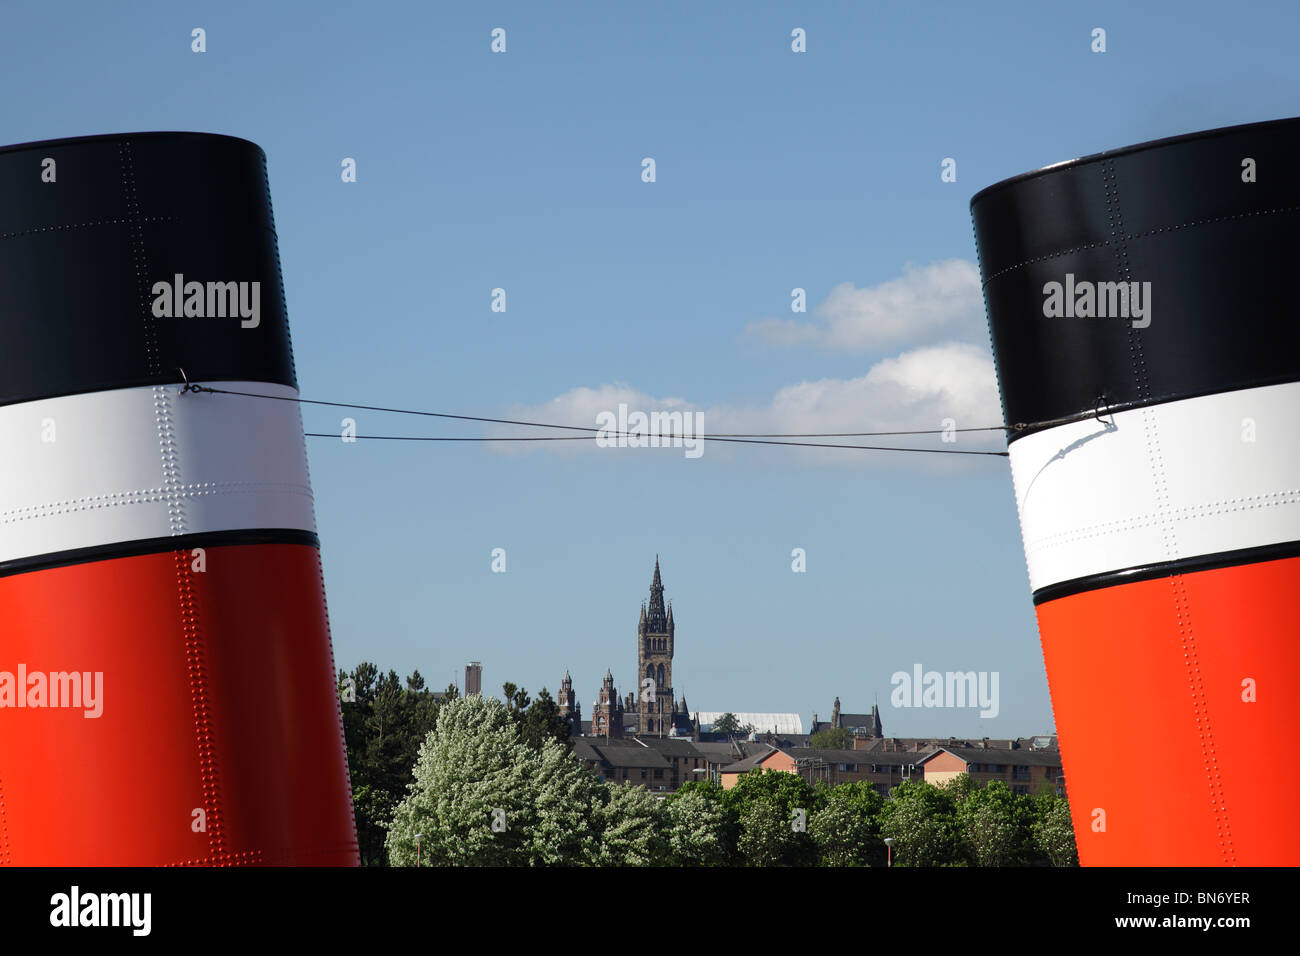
[[165, 848, 264, 867], [164, 842, 357, 866], [0, 482, 316, 525], [0, 215, 180, 243], [118, 141, 158, 377], [1108, 155, 1232, 862], [318, 547, 360, 855], [979, 203, 1300, 286], [1024, 488, 1300, 551], [177, 552, 227, 860], [1144, 404, 1232, 861], [0, 776, 9, 864], [118, 138, 228, 862], [1173, 571, 1235, 863], [981, 240, 1111, 286], [1118, 156, 1220, 855]]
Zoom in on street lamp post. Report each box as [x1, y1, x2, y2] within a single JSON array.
[[884, 836, 894, 868]]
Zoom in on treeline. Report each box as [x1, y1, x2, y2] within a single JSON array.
[[340, 664, 1078, 867], [338, 662, 572, 865]]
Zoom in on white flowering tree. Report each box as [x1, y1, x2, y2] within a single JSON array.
[[810, 782, 883, 867], [593, 782, 668, 865], [386, 694, 597, 866], [956, 780, 1028, 866], [1032, 794, 1079, 867], [663, 788, 728, 865]]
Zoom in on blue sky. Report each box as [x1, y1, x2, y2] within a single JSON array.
[[5, 1, 1298, 736]]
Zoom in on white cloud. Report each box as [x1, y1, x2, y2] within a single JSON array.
[[488, 342, 1003, 468], [746, 259, 984, 351]]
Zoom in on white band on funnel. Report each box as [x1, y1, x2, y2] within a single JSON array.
[[1009, 380, 1300, 594], [0, 382, 316, 565]]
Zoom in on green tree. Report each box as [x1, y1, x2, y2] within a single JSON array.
[[939, 772, 977, 807], [501, 682, 531, 716], [663, 787, 729, 866], [711, 712, 753, 736], [386, 693, 599, 866], [810, 781, 885, 866], [1032, 792, 1079, 867], [349, 782, 397, 865], [955, 779, 1030, 866], [594, 783, 669, 866], [879, 779, 960, 867], [725, 768, 820, 866], [338, 662, 452, 865], [736, 797, 801, 866], [521, 730, 603, 865], [808, 727, 854, 750], [520, 687, 572, 752]]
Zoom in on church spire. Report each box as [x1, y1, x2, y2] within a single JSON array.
[[647, 556, 667, 629]]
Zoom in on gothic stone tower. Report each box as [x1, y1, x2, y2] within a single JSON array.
[[593, 668, 624, 738], [558, 669, 581, 736], [637, 557, 676, 737]]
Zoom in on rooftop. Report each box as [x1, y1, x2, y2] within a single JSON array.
[[693, 712, 804, 735]]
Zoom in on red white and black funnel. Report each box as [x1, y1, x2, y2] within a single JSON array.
[[0, 132, 357, 865], [973, 117, 1300, 866]]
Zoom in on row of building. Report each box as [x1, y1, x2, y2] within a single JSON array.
[[571, 733, 1066, 798], [486, 558, 1064, 798]]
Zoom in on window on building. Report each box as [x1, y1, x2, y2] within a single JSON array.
[[1013, 785, 1029, 796], [653, 769, 664, 779], [640, 769, 647, 779]]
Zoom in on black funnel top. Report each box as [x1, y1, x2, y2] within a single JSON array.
[[0, 132, 297, 407], [971, 117, 1300, 440]]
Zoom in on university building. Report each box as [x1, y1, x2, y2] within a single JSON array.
[[559, 557, 696, 740], [555, 561, 1064, 799]]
